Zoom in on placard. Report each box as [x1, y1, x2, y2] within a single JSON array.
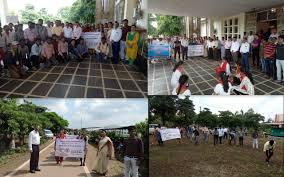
[[55, 138, 85, 158], [187, 45, 204, 57], [148, 44, 170, 59], [82, 32, 102, 49], [160, 128, 181, 141]]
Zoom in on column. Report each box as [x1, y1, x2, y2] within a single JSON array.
[[124, 0, 136, 25], [185, 16, 193, 37], [0, 0, 8, 26]]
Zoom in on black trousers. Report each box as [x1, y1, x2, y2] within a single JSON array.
[[214, 135, 218, 146], [266, 150, 273, 162], [224, 132, 228, 139], [208, 48, 213, 59], [80, 154, 86, 165], [225, 49, 232, 62], [252, 47, 260, 66], [239, 137, 243, 147], [31, 55, 40, 68], [174, 48, 181, 60], [219, 136, 222, 144], [181, 46, 188, 60], [30, 144, 39, 171]]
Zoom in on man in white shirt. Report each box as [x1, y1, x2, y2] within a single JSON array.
[[247, 31, 254, 55], [63, 22, 73, 43], [269, 28, 279, 39], [181, 34, 189, 60], [230, 36, 240, 66], [224, 128, 228, 139], [213, 38, 219, 60], [218, 127, 224, 144], [224, 36, 232, 61], [240, 37, 250, 72], [110, 21, 122, 64], [72, 22, 82, 45], [29, 125, 41, 173], [46, 21, 53, 38], [207, 38, 214, 59]]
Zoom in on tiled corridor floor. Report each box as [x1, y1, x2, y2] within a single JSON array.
[[0, 58, 147, 98], [148, 57, 284, 95]]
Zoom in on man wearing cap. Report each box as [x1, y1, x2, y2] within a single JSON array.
[[122, 126, 144, 177], [29, 125, 41, 173]]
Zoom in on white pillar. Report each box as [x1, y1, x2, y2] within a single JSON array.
[[124, 0, 136, 25], [0, 0, 8, 27]]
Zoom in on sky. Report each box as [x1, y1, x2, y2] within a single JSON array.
[[7, 0, 76, 15], [17, 99, 148, 129], [190, 96, 284, 121]]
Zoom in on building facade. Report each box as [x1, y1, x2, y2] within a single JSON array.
[[96, 0, 147, 29]]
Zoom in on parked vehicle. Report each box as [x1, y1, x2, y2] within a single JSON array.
[[44, 129, 54, 139]]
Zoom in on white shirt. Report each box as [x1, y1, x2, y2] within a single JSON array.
[[46, 26, 52, 37], [63, 26, 73, 39], [240, 42, 250, 53], [220, 61, 230, 76], [170, 70, 182, 89], [224, 41, 232, 49], [213, 41, 218, 48], [233, 76, 255, 95], [110, 28, 122, 42], [270, 33, 279, 39], [218, 128, 224, 137], [247, 35, 254, 43], [172, 88, 191, 99], [72, 26, 82, 39], [230, 41, 240, 52], [224, 128, 228, 133], [30, 43, 42, 57], [207, 41, 214, 48], [28, 130, 40, 151], [181, 38, 189, 47], [214, 82, 232, 95]]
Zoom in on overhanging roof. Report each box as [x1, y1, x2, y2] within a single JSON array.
[[148, 0, 284, 17]]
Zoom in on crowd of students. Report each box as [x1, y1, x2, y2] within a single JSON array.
[[0, 18, 140, 78], [152, 125, 277, 166]]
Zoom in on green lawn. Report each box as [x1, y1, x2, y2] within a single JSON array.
[[150, 135, 284, 177]]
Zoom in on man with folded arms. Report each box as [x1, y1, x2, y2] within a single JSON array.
[[29, 125, 41, 173]]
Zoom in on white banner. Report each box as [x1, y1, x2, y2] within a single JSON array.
[[160, 128, 181, 141], [187, 45, 204, 57], [55, 138, 85, 158], [82, 32, 102, 49]]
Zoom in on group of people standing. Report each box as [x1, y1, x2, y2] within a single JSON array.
[[28, 126, 144, 177], [96, 19, 140, 65]]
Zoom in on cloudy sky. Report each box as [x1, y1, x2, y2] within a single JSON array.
[[17, 99, 148, 129], [190, 96, 283, 121], [8, 0, 76, 15]]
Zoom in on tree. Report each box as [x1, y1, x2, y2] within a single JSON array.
[[148, 14, 158, 36], [57, 7, 72, 22], [243, 109, 264, 128], [67, 0, 96, 24], [157, 15, 184, 36], [20, 4, 40, 24], [175, 98, 196, 125], [196, 108, 218, 128], [149, 96, 177, 125], [218, 110, 234, 127]]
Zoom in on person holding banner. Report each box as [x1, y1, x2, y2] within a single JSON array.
[[54, 130, 66, 165], [93, 130, 115, 176], [126, 25, 139, 65], [110, 21, 122, 64], [78, 133, 88, 166]]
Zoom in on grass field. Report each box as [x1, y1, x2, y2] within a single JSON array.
[[150, 135, 284, 177]]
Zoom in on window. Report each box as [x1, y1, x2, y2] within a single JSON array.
[[223, 17, 239, 39], [115, 0, 125, 23]]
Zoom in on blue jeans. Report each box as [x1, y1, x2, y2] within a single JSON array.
[[96, 53, 107, 63], [120, 40, 127, 61], [260, 57, 266, 73], [265, 58, 274, 77], [276, 59, 284, 81], [242, 53, 250, 72], [112, 41, 120, 64]]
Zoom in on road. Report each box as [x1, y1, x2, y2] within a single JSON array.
[[5, 142, 124, 177]]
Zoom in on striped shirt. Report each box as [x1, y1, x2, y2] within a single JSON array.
[[264, 42, 276, 59]]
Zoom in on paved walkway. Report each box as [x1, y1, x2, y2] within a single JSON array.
[[6, 142, 124, 177], [0, 57, 147, 98], [148, 57, 284, 95]]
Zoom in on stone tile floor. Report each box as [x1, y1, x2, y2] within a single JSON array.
[[0, 57, 147, 98], [148, 57, 284, 95]]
